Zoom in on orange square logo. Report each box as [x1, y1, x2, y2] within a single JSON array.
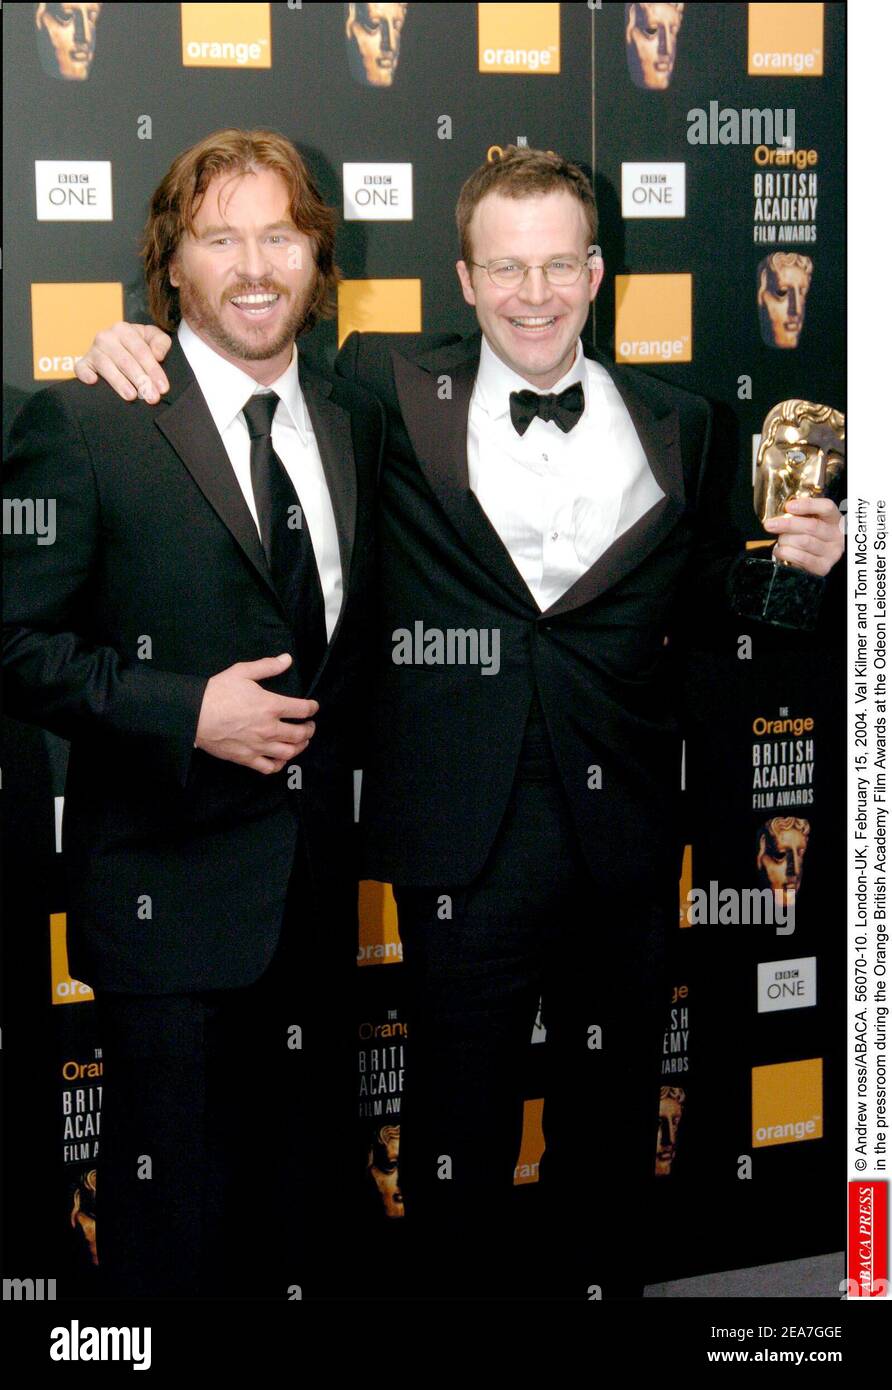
[[358, 881, 402, 967], [615, 274, 692, 364], [678, 843, 692, 927], [31, 282, 124, 380], [514, 1097, 545, 1184], [50, 913, 94, 1005], [752, 1057, 823, 1147], [181, 2, 271, 68], [337, 278, 422, 347], [748, 3, 824, 76], [478, 2, 560, 74]]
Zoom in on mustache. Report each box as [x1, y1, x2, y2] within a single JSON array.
[[225, 282, 290, 300]]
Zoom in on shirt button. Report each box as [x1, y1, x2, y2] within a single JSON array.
[[551, 530, 559, 541]]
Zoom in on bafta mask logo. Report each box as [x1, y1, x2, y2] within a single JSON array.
[[625, 2, 684, 90], [756, 816, 811, 910], [367, 1123, 403, 1217], [70, 1167, 98, 1264], [757, 251, 813, 349], [35, 2, 102, 81], [345, 2, 408, 88], [656, 1086, 685, 1175]]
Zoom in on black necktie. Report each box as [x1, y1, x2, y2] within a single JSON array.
[[243, 391, 327, 688], [509, 380, 585, 437]]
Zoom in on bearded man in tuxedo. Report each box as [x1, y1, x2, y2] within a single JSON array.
[[6, 128, 383, 1299]]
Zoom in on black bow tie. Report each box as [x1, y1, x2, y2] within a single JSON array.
[[509, 381, 585, 437]]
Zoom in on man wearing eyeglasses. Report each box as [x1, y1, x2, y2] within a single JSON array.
[[75, 145, 843, 1301], [340, 147, 841, 1302]]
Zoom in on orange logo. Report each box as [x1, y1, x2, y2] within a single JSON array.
[[181, 2, 271, 68], [614, 274, 692, 364], [50, 913, 94, 1005], [678, 843, 692, 927], [752, 1057, 823, 1147], [514, 1097, 545, 1184], [337, 278, 422, 347], [748, 3, 824, 77], [358, 881, 402, 967], [31, 283, 123, 381], [478, 2, 560, 74]]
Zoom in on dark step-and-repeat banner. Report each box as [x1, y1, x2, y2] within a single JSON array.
[[2, 3, 845, 1294]]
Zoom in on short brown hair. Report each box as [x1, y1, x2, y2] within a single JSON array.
[[141, 128, 341, 333], [455, 146, 598, 266]]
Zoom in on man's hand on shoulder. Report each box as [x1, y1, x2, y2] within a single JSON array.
[[75, 322, 172, 403]]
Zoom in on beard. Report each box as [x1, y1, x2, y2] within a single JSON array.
[[175, 274, 314, 361]]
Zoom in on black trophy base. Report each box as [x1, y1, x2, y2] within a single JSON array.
[[730, 554, 825, 631]]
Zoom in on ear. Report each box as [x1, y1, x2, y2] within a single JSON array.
[[588, 258, 605, 303], [456, 259, 476, 308], [169, 256, 180, 290]]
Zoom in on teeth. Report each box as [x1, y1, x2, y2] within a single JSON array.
[[510, 317, 555, 327], [231, 294, 278, 306]]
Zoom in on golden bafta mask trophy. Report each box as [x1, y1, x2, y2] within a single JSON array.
[[731, 399, 845, 631]]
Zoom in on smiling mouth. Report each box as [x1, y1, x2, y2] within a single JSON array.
[[508, 315, 558, 332], [229, 292, 281, 318]]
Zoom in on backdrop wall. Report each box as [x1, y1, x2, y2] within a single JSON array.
[[2, 0, 846, 1293]]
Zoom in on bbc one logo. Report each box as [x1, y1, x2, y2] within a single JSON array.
[[614, 274, 692, 363], [747, 1, 824, 77], [35, 162, 112, 222], [622, 163, 686, 220], [181, 1, 271, 68], [478, 1, 560, 74], [343, 164, 413, 222], [757, 955, 817, 1013]]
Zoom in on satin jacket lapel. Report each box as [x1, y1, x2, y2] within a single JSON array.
[[298, 358, 359, 687], [154, 339, 281, 606], [299, 357, 357, 604], [391, 337, 539, 613], [541, 346, 687, 618]]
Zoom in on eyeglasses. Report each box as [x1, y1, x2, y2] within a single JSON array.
[[469, 248, 601, 289]]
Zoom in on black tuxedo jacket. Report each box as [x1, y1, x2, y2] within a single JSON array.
[[3, 338, 383, 992], [336, 329, 743, 896]]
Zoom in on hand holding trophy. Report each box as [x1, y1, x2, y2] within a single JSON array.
[[731, 399, 846, 631]]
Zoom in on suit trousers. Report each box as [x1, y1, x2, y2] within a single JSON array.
[[392, 698, 672, 1300], [92, 850, 357, 1301]]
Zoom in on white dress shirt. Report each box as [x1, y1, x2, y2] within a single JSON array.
[[178, 319, 343, 639], [467, 335, 665, 610]]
